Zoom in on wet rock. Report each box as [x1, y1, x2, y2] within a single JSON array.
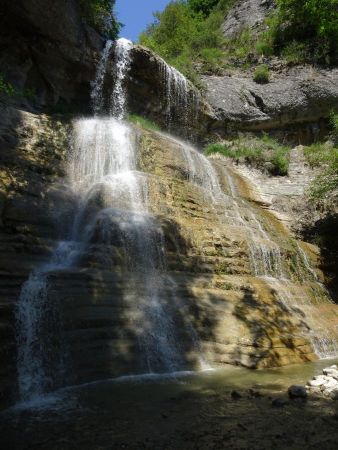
[[271, 398, 288, 408], [306, 366, 338, 399], [231, 390, 242, 399], [288, 385, 307, 399]]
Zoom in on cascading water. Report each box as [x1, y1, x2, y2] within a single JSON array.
[[15, 33, 338, 406], [159, 59, 199, 138], [16, 38, 208, 403], [159, 132, 338, 359]]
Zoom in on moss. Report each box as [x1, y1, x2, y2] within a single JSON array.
[[128, 114, 161, 132]]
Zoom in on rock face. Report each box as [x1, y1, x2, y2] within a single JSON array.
[[202, 67, 338, 143], [223, 0, 275, 37], [0, 0, 104, 109], [2, 110, 338, 409], [218, 146, 317, 227], [0, 105, 72, 408], [126, 45, 214, 141]]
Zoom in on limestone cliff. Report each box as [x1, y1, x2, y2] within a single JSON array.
[[0, 0, 104, 110]]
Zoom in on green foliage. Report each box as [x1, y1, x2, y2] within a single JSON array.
[[304, 136, 338, 207], [0, 73, 36, 100], [330, 111, 338, 144], [128, 114, 161, 132], [304, 142, 336, 168], [253, 64, 270, 84], [139, 1, 235, 82], [274, 0, 338, 64], [187, 0, 220, 16], [204, 135, 290, 176], [0, 74, 16, 96], [79, 0, 121, 39]]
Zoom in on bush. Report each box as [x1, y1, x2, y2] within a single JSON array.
[[253, 65, 270, 84], [0, 73, 36, 100], [330, 111, 338, 144], [275, 0, 338, 64], [187, 0, 220, 16], [79, 0, 121, 39], [205, 135, 290, 176], [139, 1, 235, 82]]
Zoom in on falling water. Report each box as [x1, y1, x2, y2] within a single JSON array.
[[159, 59, 199, 136], [16, 37, 209, 403], [91, 40, 113, 114], [110, 38, 133, 119]]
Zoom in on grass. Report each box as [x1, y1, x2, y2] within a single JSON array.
[[0, 73, 36, 100], [253, 65, 270, 84], [128, 114, 161, 132], [304, 136, 338, 206], [204, 134, 290, 176]]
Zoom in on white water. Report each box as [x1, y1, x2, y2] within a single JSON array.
[[16, 38, 209, 402], [110, 38, 133, 119], [159, 59, 199, 137]]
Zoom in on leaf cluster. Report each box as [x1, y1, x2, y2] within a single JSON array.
[[79, 0, 121, 39]]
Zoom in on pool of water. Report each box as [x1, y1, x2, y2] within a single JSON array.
[[2, 359, 338, 450]]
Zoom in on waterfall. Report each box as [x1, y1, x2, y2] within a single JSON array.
[[158, 59, 199, 137], [217, 165, 338, 358], [15, 32, 338, 405], [110, 38, 133, 119], [15, 38, 208, 403], [91, 40, 113, 115]]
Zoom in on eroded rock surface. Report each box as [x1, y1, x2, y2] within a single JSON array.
[[0, 106, 72, 407], [223, 0, 275, 37], [203, 67, 338, 142], [0, 0, 103, 109]]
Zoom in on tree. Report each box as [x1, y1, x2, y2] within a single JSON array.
[[79, 0, 121, 39], [187, 0, 220, 16]]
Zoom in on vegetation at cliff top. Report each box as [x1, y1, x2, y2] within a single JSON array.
[[139, 0, 338, 84], [139, 0, 235, 82], [204, 135, 290, 176], [79, 0, 121, 39]]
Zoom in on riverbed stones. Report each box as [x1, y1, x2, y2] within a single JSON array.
[[288, 385, 308, 399], [306, 366, 338, 399]]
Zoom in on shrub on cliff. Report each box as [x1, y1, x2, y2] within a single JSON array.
[[139, 1, 234, 82], [253, 65, 270, 84], [204, 135, 290, 176], [79, 0, 121, 39], [257, 0, 338, 65]]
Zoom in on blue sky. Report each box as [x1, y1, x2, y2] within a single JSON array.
[[115, 0, 169, 42]]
